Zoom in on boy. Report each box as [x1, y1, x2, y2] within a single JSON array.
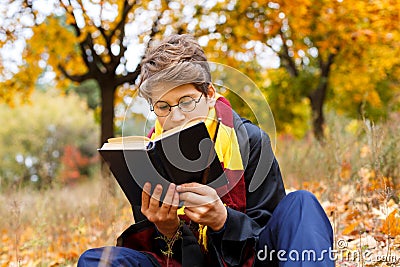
[[78, 34, 334, 266]]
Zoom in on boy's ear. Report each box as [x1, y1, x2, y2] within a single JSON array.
[[206, 83, 216, 108]]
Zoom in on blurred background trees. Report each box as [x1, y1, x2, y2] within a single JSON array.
[[197, 0, 400, 139], [0, 0, 399, 189], [0, 89, 99, 189], [1, 0, 167, 145]]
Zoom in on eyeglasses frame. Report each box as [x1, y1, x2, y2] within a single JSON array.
[[150, 94, 204, 117]]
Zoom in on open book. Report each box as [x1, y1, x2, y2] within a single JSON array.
[[98, 121, 227, 206]]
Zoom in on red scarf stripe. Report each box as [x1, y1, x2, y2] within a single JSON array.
[[214, 97, 234, 128], [214, 96, 247, 213]]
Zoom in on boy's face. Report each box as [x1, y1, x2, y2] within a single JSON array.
[[151, 83, 216, 131]]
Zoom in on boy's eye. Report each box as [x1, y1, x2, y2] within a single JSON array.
[[155, 102, 170, 110], [179, 97, 194, 107], [180, 100, 192, 107]]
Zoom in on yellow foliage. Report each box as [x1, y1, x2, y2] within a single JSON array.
[[209, 0, 400, 130], [342, 222, 360, 236], [345, 120, 361, 135], [0, 65, 39, 106], [1, 0, 155, 106], [29, 16, 87, 78], [368, 177, 394, 192], [381, 210, 400, 236], [340, 161, 352, 180]]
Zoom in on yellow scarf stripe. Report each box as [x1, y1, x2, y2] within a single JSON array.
[[198, 225, 208, 252], [177, 207, 185, 215], [213, 123, 243, 171]]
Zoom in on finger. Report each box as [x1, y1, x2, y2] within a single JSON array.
[[161, 183, 176, 206], [141, 182, 151, 210], [143, 182, 152, 195], [149, 184, 163, 210], [176, 183, 210, 195], [176, 182, 201, 189], [182, 207, 200, 223], [169, 191, 180, 214], [179, 191, 216, 207]]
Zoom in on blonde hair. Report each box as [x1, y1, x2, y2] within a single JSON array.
[[138, 34, 211, 101]]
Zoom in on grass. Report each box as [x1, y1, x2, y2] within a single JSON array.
[[276, 112, 400, 200], [0, 177, 133, 267], [275, 113, 400, 266]]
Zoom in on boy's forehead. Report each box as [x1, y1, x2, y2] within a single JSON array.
[[152, 84, 199, 102]]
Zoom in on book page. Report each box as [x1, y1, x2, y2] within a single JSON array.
[[100, 135, 151, 150], [107, 136, 150, 143]]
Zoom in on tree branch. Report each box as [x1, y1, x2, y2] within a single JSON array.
[[85, 34, 107, 74], [115, 65, 141, 87], [60, 0, 98, 74], [65, 0, 107, 74], [319, 46, 339, 78], [278, 32, 298, 77], [110, 0, 135, 40], [58, 64, 92, 83], [112, 0, 167, 82], [60, 0, 81, 36], [108, 0, 136, 72], [147, 0, 169, 43]]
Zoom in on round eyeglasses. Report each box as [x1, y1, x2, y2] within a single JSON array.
[[150, 94, 203, 117]]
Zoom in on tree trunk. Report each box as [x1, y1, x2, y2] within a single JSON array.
[[100, 81, 117, 195], [308, 52, 337, 142], [100, 86, 115, 145], [309, 80, 327, 142]]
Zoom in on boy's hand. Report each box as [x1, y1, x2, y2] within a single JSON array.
[[141, 182, 180, 238], [177, 182, 227, 231]]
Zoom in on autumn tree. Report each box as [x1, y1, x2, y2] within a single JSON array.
[[196, 0, 400, 140], [3, 0, 399, 143], [0, 0, 175, 146]]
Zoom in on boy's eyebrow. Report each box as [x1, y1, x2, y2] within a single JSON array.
[[181, 93, 199, 98], [155, 93, 200, 103]]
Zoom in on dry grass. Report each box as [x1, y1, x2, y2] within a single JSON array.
[[275, 113, 400, 266], [0, 178, 133, 267]]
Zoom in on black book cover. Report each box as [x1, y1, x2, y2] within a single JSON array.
[[98, 121, 227, 206]]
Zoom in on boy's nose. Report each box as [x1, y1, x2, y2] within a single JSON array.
[[169, 106, 185, 122]]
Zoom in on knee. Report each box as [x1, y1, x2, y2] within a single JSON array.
[[270, 190, 314, 217], [276, 190, 323, 218], [285, 190, 332, 230], [77, 246, 151, 267], [77, 247, 122, 266], [287, 190, 317, 203], [77, 248, 98, 267], [276, 190, 319, 211]]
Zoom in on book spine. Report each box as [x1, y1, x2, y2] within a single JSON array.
[[146, 140, 155, 151]]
